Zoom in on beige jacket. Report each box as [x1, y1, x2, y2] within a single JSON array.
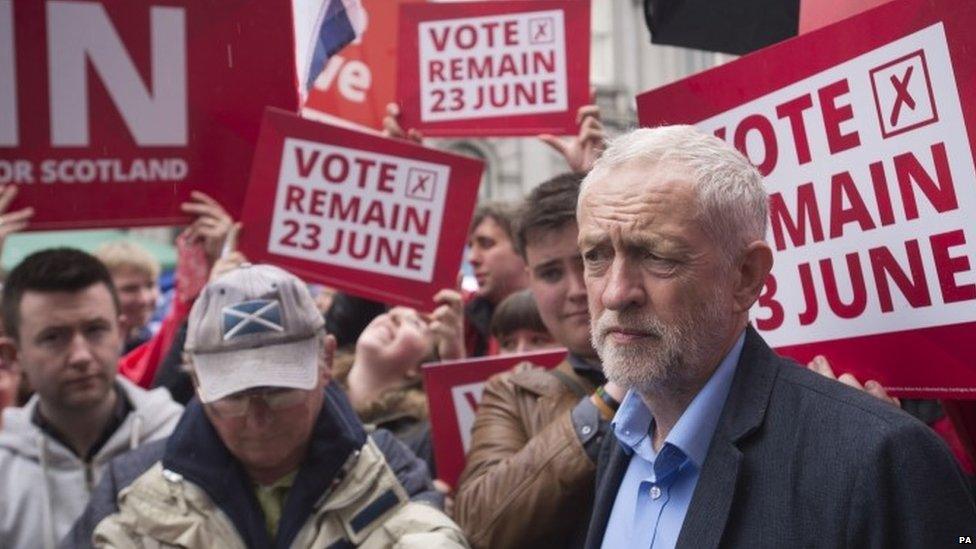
[[91, 439, 468, 548]]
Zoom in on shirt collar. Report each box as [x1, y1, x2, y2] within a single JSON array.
[[611, 329, 746, 467]]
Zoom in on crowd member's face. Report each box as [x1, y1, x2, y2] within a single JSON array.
[[112, 267, 159, 335], [467, 217, 527, 304], [498, 328, 557, 355], [204, 358, 327, 482], [578, 161, 738, 394], [16, 284, 122, 412], [524, 222, 595, 358], [356, 307, 433, 373]]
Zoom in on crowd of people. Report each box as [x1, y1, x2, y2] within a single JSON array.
[[0, 103, 974, 549]]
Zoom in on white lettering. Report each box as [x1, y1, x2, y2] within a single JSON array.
[[338, 60, 370, 103], [47, 2, 187, 146], [0, 0, 17, 146]]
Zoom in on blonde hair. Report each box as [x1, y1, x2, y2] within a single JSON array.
[[94, 240, 161, 280]]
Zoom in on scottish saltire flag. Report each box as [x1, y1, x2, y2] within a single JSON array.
[[222, 300, 284, 340], [295, 0, 366, 103]]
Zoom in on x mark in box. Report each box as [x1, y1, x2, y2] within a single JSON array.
[[869, 49, 939, 139], [528, 16, 555, 45], [405, 168, 437, 202]]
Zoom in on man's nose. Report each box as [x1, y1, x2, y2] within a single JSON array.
[[567, 264, 588, 303], [601, 258, 646, 311], [66, 332, 94, 368], [140, 287, 156, 305], [245, 397, 274, 428]]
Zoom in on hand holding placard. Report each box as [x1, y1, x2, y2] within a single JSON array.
[[539, 104, 606, 173]]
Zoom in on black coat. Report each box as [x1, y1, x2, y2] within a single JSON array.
[[585, 326, 976, 548]]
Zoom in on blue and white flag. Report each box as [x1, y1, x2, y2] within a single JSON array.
[[294, 0, 367, 103]]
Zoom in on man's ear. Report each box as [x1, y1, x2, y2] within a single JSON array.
[[732, 240, 774, 313], [0, 335, 19, 368]]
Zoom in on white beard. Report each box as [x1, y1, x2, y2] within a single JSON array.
[[592, 289, 731, 395]]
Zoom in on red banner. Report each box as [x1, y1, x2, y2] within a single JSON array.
[[422, 348, 567, 486], [303, 0, 425, 131], [0, 1, 299, 230], [636, 0, 976, 398], [396, 0, 590, 137], [239, 108, 484, 309]]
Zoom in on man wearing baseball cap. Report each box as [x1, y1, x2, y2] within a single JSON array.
[[79, 264, 466, 548]]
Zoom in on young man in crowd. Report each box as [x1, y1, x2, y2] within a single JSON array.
[[74, 264, 466, 547], [464, 201, 528, 356], [0, 249, 183, 549], [454, 173, 626, 549], [579, 126, 975, 546]]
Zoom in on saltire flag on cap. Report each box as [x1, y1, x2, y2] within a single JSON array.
[[222, 300, 284, 340], [294, 0, 367, 103]]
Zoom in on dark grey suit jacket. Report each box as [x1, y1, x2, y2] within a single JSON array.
[[585, 326, 976, 548]]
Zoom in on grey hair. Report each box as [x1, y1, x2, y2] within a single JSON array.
[[580, 125, 768, 264]]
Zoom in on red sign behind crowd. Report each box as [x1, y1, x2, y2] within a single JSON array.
[[0, 1, 298, 230], [637, 0, 976, 398], [422, 349, 567, 486], [397, 0, 590, 137], [304, 0, 426, 131], [239, 108, 484, 309]]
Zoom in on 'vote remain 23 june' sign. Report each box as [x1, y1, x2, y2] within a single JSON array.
[[239, 108, 484, 309], [397, 0, 590, 137], [637, 0, 976, 398]]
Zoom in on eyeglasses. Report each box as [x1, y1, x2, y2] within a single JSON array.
[[206, 387, 310, 418]]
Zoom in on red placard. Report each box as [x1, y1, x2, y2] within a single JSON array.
[[636, 0, 976, 399], [422, 348, 567, 486], [396, 0, 590, 137], [0, 1, 299, 230], [304, 0, 426, 131], [239, 108, 484, 309]]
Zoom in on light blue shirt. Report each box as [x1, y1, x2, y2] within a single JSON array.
[[600, 330, 745, 549]]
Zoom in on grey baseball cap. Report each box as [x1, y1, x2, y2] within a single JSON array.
[[185, 263, 325, 403]]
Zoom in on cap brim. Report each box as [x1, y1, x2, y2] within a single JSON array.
[[193, 337, 319, 403]]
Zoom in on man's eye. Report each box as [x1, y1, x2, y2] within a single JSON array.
[[86, 325, 109, 337], [39, 333, 62, 344], [538, 268, 562, 282], [583, 248, 609, 263]]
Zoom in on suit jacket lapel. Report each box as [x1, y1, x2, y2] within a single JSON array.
[[584, 434, 631, 549], [676, 326, 780, 549]]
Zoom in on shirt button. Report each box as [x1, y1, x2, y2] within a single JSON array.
[[581, 425, 593, 435], [649, 485, 662, 500]]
